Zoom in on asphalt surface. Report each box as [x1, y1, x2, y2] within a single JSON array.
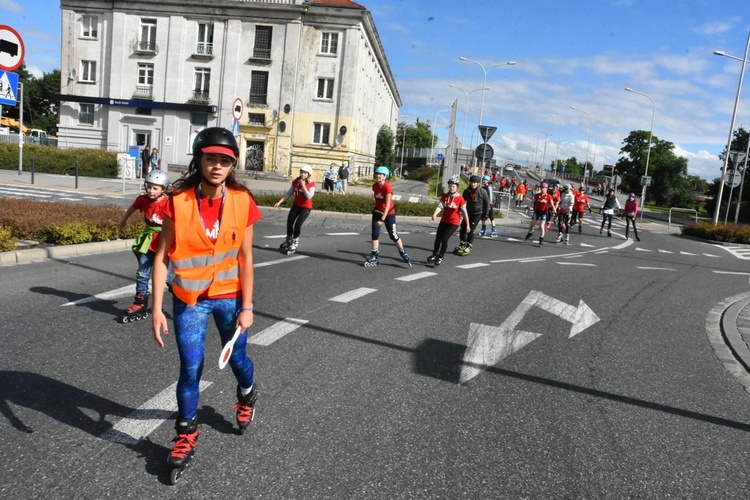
[[3, 167, 750, 497]]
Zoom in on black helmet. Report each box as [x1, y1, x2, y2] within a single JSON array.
[[469, 175, 481, 183], [192, 127, 239, 159]]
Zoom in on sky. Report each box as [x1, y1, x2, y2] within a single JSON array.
[[5, 0, 750, 180]]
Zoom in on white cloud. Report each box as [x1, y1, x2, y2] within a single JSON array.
[[0, 0, 23, 13], [693, 19, 740, 37]]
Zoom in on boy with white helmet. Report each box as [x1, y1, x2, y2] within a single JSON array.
[[429, 176, 469, 266], [119, 169, 172, 322]]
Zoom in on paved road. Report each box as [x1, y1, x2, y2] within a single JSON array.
[[2, 204, 750, 497]]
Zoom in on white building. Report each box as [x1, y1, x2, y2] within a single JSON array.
[[57, 0, 401, 179]]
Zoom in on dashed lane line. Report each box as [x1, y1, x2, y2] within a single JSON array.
[[249, 318, 308, 346], [636, 266, 677, 271], [329, 287, 378, 303], [395, 271, 438, 281]]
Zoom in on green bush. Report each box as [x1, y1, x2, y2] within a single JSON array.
[[42, 222, 95, 245], [252, 192, 435, 216], [0, 143, 119, 178], [682, 222, 750, 244], [0, 225, 17, 252]]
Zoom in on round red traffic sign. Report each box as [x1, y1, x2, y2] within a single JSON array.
[[0, 25, 25, 72], [232, 97, 243, 121]]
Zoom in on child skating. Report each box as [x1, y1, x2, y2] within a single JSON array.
[[429, 176, 469, 266], [119, 169, 171, 323], [364, 166, 411, 267], [151, 127, 261, 484], [273, 165, 316, 254]]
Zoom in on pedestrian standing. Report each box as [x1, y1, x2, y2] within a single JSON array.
[[624, 192, 641, 241], [337, 163, 350, 194], [600, 187, 621, 237], [324, 163, 338, 194], [429, 176, 469, 266], [150, 147, 161, 171], [273, 165, 316, 254], [151, 127, 261, 472], [364, 166, 411, 267], [456, 175, 489, 256]]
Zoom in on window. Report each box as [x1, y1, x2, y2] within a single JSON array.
[[249, 71, 269, 105], [253, 26, 272, 59], [196, 23, 213, 55], [248, 113, 265, 125], [313, 123, 331, 145], [316, 78, 334, 99], [79, 103, 94, 124], [80, 60, 96, 82], [81, 15, 98, 38], [191, 112, 208, 126], [193, 68, 210, 101], [139, 19, 157, 52], [320, 32, 339, 55], [135, 63, 154, 98]]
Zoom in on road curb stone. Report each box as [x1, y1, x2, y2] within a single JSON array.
[[706, 292, 750, 394]]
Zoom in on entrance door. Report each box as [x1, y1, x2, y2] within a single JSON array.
[[135, 132, 151, 178], [245, 142, 264, 171]]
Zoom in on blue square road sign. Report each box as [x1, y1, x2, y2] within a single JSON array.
[[0, 70, 18, 106]]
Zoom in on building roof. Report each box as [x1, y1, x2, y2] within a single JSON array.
[[309, 0, 365, 8]]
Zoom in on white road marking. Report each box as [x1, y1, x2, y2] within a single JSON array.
[[636, 266, 677, 271], [557, 262, 596, 266], [100, 381, 212, 445], [506, 238, 521, 242], [59, 197, 83, 201], [636, 247, 652, 252], [680, 251, 697, 256], [396, 271, 438, 281], [324, 232, 359, 236], [254, 255, 309, 267], [703, 253, 720, 258], [519, 259, 545, 263], [62, 284, 138, 306], [658, 249, 674, 254], [716, 246, 750, 260], [329, 287, 377, 303], [0, 189, 52, 198], [563, 254, 583, 259], [408, 196, 420, 203], [713, 271, 750, 276], [579, 243, 595, 248], [455, 263, 491, 269], [249, 318, 308, 346]]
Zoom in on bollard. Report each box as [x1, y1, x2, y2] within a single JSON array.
[[31, 158, 35, 184], [75, 160, 79, 189]]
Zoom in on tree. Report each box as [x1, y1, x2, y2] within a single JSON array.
[[615, 130, 689, 205], [375, 125, 395, 170], [396, 118, 437, 150], [710, 127, 750, 222], [0, 63, 59, 135]]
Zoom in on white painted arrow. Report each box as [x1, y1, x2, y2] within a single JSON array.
[[459, 290, 600, 384]]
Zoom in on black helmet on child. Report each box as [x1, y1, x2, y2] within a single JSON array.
[[192, 127, 239, 159], [469, 175, 481, 183]]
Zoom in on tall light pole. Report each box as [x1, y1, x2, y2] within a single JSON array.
[[398, 114, 410, 177], [540, 132, 549, 171], [570, 106, 592, 186], [550, 114, 562, 175], [714, 50, 750, 224], [713, 30, 750, 225], [432, 109, 450, 195], [459, 57, 516, 171], [448, 84, 487, 148], [624, 87, 655, 221]]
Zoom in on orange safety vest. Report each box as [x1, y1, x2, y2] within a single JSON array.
[[169, 187, 249, 305]]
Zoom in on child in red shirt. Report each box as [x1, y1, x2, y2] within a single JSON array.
[[429, 176, 469, 266], [365, 166, 411, 267]]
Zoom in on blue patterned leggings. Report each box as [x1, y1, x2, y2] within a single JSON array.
[[173, 296, 255, 420]]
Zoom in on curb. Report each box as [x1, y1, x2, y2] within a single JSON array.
[[1, 239, 135, 267], [706, 292, 750, 394]]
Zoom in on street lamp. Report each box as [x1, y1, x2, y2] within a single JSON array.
[[459, 57, 516, 171], [570, 106, 592, 186], [624, 87, 655, 221], [712, 30, 750, 225], [398, 114, 410, 178], [432, 109, 450, 195], [540, 132, 549, 171], [448, 84, 487, 147], [550, 115, 562, 175]]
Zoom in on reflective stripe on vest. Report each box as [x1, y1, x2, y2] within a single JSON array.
[[169, 188, 249, 305]]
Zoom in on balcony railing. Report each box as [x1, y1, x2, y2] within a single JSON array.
[[252, 48, 271, 60], [190, 90, 210, 103], [247, 93, 267, 106], [195, 43, 213, 56], [134, 41, 157, 54], [133, 86, 153, 99]]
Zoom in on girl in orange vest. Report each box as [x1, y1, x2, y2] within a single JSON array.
[[151, 127, 262, 480]]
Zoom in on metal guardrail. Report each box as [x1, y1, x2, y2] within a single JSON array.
[[668, 207, 698, 231]]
